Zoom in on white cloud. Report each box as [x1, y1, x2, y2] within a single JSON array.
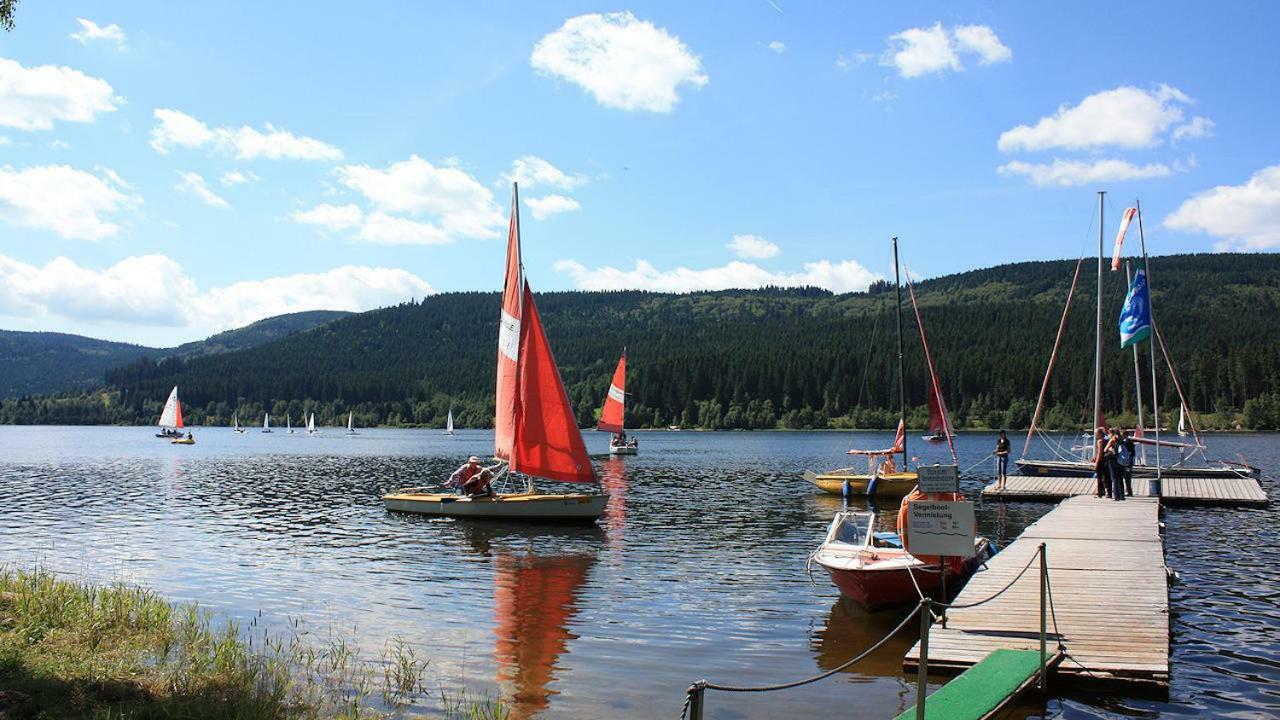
[[70, 18, 127, 48], [148, 108, 341, 160], [506, 155, 586, 190], [1172, 116, 1215, 142], [336, 155, 503, 240], [767, 41, 786, 54], [219, 170, 261, 186], [0, 57, 121, 131], [998, 85, 1198, 152], [881, 23, 1010, 78], [175, 171, 228, 209], [531, 11, 707, 112], [951, 25, 1011, 65], [49, 139, 71, 150], [726, 234, 781, 259], [355, 212, 451, 245], [524, 194, 581, 220], [835, 52, 872, 71], [997, 159, 1173, 187], [1163, 165, 1280, 250], [0, 164, 134, 240], [0, 253, 434, 333], [292, 203, 362, 231], [554, 258, 880, 294]]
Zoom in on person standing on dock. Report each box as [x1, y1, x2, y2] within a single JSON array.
[[1094, 428, 1110, 498], [1105, 428, 1126, 501], [1120, 430, 1137, 496], [994, 430, 1011, 490]]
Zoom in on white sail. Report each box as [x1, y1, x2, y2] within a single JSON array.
[[233, 413, 240, 431], [287, 415, 291, 431], [263, 413, 270, 431], [158, 386, 181, 428], [347, 411, 356, 434], [446, 409, 454, 434], [307, 413, 316, 434], [1178, 405, 1187, 436]]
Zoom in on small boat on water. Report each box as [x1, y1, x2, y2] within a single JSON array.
[[597, 350, 638, 456], [444, 409, 455, 436], [921, 388, 951, 443], [346, 411, 358, 435], [155, 386, 185, 438], [170, 435, 195, 445], [306, 413, 318, 435], [262, 413, 272, 433], [233, 413, 245, 433], [810, 499, 991, 610], [287, 415, 295, 434], [382, 183, 608, 522]]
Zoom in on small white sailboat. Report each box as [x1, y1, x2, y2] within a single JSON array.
[[383, 183, 608, 521], [262, 413, 272, 433], [1177, 404, 1188, 437], [346, 411, 358, 435], [233, 413, 245, 433], [597, 351, 638, 455], [306, 412, 318, 435], [156, 386, 185, 438], [287, 414, 295, 434], [444, 409, 455, 436]]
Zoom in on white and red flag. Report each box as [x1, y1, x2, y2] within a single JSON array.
[[1111, 207, 1138, 271]]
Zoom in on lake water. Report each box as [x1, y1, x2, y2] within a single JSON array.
[[0, 427, 1275, 719]]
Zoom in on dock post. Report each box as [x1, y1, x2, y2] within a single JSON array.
[[686, 682, 704, 720], [1038, 542, 1048, 692], [916, 598, 931, 720]]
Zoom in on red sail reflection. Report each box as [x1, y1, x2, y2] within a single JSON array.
[[598, 457, 627, 538], [492, 552, 595, 719]]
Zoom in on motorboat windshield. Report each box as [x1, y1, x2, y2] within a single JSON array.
[[824, 511, 875, 548]]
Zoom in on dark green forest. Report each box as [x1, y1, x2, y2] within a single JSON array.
[[4, 254, 1280, 430]]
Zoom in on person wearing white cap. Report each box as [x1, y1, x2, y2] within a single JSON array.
[[446, 456, 483, 494]]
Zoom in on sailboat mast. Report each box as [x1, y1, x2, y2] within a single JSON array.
[[892, 237, 907, 468], [1136, 199, 1162, 480], [1093, 191, 1105, 434], [1125, 261, 1148, 465]]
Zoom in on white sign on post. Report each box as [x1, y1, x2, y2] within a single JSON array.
[[905, 500, 976, 557], [916, 464, 960, 494]]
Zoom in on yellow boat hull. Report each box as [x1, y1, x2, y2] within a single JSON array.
[[382, 490, 607, 521], [808, 470, 918, 498], [170, 437, 195, 445]]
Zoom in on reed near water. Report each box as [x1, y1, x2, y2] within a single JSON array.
[[0, 568, 507, 719]]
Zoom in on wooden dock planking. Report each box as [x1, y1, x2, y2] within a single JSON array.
[[981, 474, 1267, 506], [904, 496, 1170, 687]]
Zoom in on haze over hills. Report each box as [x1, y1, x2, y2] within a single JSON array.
[[0, 310, 351, 398], [3, 254, 1279, 430]]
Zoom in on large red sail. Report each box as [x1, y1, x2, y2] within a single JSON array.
[[925, 385, 944, 436], [513, 284, 596, 483], [494, 191, 523, 463], [595, 352, 626, 433]]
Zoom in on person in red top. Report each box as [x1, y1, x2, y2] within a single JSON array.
[[447, 456, 483, 494]]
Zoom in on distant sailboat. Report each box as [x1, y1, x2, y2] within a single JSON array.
[[1177, 404, 1188, 437], [233, 413, 244, 433], [262, 413, 272, 433], [346, 411, 357, 435], [444, 409, 455, 436], [287, 414, 295, 434], [306, 413, 317, 435], [597, 351, 638, 455], [156, 386, 185, 438], [383, 183, 608, 521]]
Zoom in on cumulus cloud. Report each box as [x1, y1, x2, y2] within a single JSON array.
[[998, 85, 1199, 152], [726, 234, 781, 259], [148, 108, 342, 160], [1172, 116, 1215, 142], [0, 164, 135, 240], [1163, 165, 1280, 250], [554, 258, 880, 294], [70, 18, 127, 48], [524, 194, 581, 220], [997, 159, 1173, 187], [292, 203, 363, 231], [219, 170, 261, 186], [531, 11, 707, 112], [175, 171, 228, 208], [0, 253, 434, 334], [882, 23, 1010, 78], [506, 155, 587, 190], [0, 57, 121, 131], [335, 154, 504, 241], [355, 212, 451, 245]]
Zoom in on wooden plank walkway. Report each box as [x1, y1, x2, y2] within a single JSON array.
[[904, 496, 1170, 688], [982, 474, 1268, 507]]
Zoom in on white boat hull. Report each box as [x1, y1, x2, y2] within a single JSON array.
[[382, 490, 607, 521], [608, 443, 638, 455]]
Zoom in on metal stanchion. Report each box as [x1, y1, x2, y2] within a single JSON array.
[[1038, 542, 1048, 692], [916, 597, 931, 720]]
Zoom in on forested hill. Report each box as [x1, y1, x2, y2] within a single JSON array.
[[0, 310, 351, 398], [9, 253, 1280, 430]]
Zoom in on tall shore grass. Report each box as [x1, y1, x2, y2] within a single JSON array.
[[0, 568, 507, 719]]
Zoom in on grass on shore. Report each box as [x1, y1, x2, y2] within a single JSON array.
[[0, 568, 507, 719]]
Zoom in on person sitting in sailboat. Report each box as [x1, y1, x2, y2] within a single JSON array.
[[447, 456, 484, 493], [462, 467, 497, 497]]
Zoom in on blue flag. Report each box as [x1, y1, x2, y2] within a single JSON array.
[[1119, 269, 1152, 348]]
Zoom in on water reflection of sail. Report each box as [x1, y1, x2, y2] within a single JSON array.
[[493, 552, 594, 719], [599, 457, 627, 538], [810, 597, 919, 679]]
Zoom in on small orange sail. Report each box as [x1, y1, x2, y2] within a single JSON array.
[[493, 183, 596, 484], [174, 398, 184, 429], [595, 352, 626, 434]]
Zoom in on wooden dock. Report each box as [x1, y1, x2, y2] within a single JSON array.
[[982, 474, 1267, 507], [904, 496, 1170, 688]]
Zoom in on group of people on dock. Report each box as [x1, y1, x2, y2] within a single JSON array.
[[1093, 427, 1136, 500]]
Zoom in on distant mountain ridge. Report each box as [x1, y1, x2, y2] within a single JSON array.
[[0, 310, 351, 397]]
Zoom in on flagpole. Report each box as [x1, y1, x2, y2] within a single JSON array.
[[892, 237, 907, 471], [1125, 261, 1147, 466], [1094, 192, 1105, 438], [1135, 199, 1162, 495]]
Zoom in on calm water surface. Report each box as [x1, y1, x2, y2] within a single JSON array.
[[0, 427, 1275, 719]]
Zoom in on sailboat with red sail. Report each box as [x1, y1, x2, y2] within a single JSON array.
[[382, 184, 608, 521], [597, 351, 637, 455]]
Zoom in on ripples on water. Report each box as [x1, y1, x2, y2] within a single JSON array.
[[0, 427, 1275, 719]]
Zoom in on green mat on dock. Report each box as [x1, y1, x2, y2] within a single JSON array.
[[894, 649, 1044, 720]]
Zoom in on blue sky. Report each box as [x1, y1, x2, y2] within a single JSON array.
[[2, 1, 1278, 345]]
